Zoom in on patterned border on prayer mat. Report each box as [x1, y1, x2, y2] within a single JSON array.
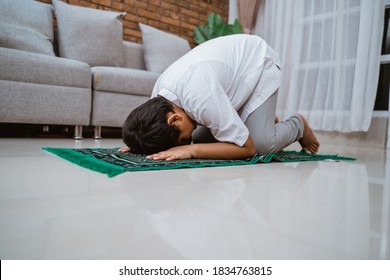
[[42, 148, 356, 177]]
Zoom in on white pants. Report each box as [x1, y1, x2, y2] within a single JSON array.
[[193, 91, 304, 154]]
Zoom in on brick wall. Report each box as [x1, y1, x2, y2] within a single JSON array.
[[38, 0, 229, 46]]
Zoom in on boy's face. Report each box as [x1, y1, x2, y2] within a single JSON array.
[[178, 114, 197, 145], [167, 105, 197, 146]]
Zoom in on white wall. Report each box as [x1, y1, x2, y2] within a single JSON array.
[[228, 0, 238, 23]]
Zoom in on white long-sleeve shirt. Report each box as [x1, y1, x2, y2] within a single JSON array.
[[151, 34, 281, 147]]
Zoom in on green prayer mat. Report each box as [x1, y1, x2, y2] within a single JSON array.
[[42, 147, 356, 177]]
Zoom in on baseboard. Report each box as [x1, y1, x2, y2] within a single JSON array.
[[314, 116, 388, 149]]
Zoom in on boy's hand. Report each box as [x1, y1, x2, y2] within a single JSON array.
[[146, 146, 192, 161], [117, 147, 130, 153]]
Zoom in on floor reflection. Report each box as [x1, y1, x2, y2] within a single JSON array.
[[122, 159, 383, 259], [1, 139, 388, 259]]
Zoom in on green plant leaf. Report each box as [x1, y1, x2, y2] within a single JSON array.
[[194, 26, 207, 44], [206, 12, 223, 32], [232, 19, 243, 34], [193, 12, 243, 45], [213, 24, 225, 38]]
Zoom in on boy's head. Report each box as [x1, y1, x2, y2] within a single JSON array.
[[122, 96, 197, 155]]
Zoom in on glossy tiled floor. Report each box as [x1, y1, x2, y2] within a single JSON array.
[[0, 138, 389, 260]]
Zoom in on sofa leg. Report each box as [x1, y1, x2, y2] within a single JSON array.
[[94, 126, 102, 139], [74, 125, 83, 140]]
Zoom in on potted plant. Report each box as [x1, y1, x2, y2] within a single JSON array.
[[194, 12, 242, 45]]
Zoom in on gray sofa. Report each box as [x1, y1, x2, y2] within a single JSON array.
[[0, 0, 190, 139], [90, 42, 160, 134]]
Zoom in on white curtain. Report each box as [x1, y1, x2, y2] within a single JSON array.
[[254, 0, 384, 132]]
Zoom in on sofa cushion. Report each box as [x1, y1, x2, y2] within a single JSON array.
[[0, 0, 54, 56], [139, 23, 191, 73], [92, 67, 160, 96], [91, 91, 148, 127], [0, 80, 92, 126], [53, 0, 125, 67], [0, 47, 91, 89], [123, 41, 146, 70]]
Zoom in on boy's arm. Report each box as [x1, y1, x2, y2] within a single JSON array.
[[146, 135, 256, 161]]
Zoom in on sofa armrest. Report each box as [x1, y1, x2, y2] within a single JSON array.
[[122, 41, 146, 70]]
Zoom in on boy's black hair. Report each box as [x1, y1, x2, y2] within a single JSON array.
[[122, 96, 181, 154]]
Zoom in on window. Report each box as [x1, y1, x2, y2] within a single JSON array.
[[374, 6, 390, 111]]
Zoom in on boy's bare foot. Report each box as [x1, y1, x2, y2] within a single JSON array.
[[297, 114, 320, 154]]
